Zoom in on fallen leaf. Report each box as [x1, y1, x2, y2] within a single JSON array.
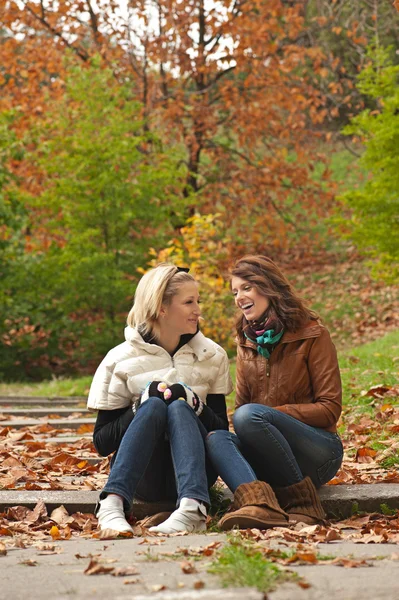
[[93, 528, 133, 540], [50, 506, 71, 525], [112, 566, 140, 577], [193, 580, 205, 589], [287, 551, 318, 564], [325, 529, 342, 542], [50, 525, 61, 540], [84, 559, 115, 575], [298, 581, 311, 589], [356, 447, 378, 463], [332, 557, 371, 568], [19, 559, 38, 566], [148, 584, 167, 592], [181, 561, 197, 574]]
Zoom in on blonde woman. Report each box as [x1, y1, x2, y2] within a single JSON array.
[[87, 265, 233, 534]]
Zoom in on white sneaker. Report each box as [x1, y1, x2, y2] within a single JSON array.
[[96, 494, 134, 533], [149, 498, 207, 534]]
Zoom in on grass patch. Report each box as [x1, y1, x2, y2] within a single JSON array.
[[141, 548, 160, 562], [208, 536, 295, 593], [339, 329, 399, 406], [0, 377, 92, 398]]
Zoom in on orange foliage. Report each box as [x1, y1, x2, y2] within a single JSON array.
[[1, 1, 338, 253]]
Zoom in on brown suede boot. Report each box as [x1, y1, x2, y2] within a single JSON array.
[[274, 476, 326, 525], [218, 480, 289, 531]]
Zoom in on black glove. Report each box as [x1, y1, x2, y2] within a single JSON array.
[[140, 381, 173, 405], [168, 383, 203, 415]]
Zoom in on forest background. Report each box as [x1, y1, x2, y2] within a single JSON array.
[[1, 0, 399, 384]]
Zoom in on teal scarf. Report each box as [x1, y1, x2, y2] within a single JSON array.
[[243, 309, 284, 358]]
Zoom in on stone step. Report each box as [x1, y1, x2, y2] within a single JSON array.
[[0, 408, 90, 418], [19, 435, 93, 444], [16, 435, 93, 444], [0, 396, 87, 406], [0, 484, 398, 519], [0, 490, 174, 518], [0, 418, 95, 430]]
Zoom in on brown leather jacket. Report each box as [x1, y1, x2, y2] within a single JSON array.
[[235, 320, 342, 433]]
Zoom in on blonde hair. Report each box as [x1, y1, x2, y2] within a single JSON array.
[[127, 264, 195, 338]]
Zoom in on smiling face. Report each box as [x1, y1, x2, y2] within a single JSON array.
[[161, 281, 201, 335], [231, 276, 270, 322]]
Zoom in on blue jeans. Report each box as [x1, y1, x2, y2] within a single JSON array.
[[206, 404, 343, 491], [102, 397, 212, 508]]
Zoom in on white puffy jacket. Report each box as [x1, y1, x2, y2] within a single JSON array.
[[87, 326, 233, 411]]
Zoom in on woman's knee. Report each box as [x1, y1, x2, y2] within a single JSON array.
[[205, 429, 232, 446], [141, 396, 167, 423], [232, 404, 255, 433], [167, 398, 193, 418], [233, 403, 275, 436], [205, 429, 233, 451]]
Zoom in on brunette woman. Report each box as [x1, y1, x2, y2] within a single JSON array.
[[206, 255, 343, 529]]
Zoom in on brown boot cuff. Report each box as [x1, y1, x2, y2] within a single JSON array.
[[234, 480, 287, 518], [275, 477, 326, 522]]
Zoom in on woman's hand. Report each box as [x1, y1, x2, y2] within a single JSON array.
[[169, 383, 203, 415], [140, 381, 174, 404]]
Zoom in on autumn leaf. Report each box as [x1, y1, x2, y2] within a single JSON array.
[[355, 447, 378, 463], [181, 561, 197, 574], [112, 566, 140, 577], [84, 559, 115, 576], [50, 506, 72, 525], [287, 551, 318, 564], [50, 526, 61, 540], [364, 385, 391, 398], [148, 584, 167, 592], [19, 559, 38, 567]]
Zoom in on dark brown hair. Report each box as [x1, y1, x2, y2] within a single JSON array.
[[230, 255, 318, 341]]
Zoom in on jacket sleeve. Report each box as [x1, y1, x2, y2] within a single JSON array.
[[235, 346, 252, 409], [199, 394, 229, 431], [93, 407, 134, 456], [275, 329, 342, 429], [107, 368, 135, 408], [208, 349, 234, 396]]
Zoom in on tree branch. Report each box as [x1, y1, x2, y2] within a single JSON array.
[[23, 2, 89, 62]]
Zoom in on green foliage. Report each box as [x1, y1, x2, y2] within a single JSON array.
[[0, 112, 28, 282], [380, 503, 398, 516], [0, 59, 188, 379], [32, 59, 186, 315], [339, 47, 399, 281]]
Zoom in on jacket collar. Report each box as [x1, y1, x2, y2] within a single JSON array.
[[187, 331, 217, 361], [124, 327, 216, 361], [282, 322, 321, 343], [239, 320, 322, 349]]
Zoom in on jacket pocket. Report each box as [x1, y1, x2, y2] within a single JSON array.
[[317, 454, 343, 486]]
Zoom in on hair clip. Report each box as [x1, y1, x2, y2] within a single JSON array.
[[176, 267, 190, 273]]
